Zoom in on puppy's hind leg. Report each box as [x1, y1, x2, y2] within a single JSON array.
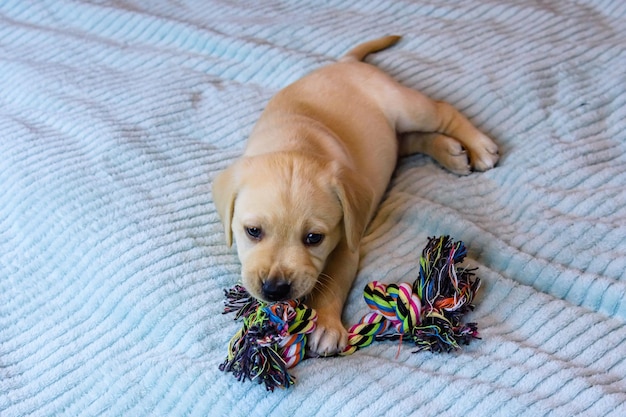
[[392, 86, 499, 173], [399, 132, 472, 175]]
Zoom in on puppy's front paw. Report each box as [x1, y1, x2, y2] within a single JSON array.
[[308, 314, 348, 356]]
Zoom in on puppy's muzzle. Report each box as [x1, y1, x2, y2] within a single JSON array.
[[262, 279, 291, 301]]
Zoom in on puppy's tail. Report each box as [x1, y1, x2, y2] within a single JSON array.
[[340, 35, 402, 62]]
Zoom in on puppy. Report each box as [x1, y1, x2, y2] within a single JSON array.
[[212, 36, 498, 356]]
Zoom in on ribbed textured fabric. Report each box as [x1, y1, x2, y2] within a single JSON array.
[[1, 1, 625, 416]]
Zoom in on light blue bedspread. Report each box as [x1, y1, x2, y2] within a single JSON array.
[[1, 1, 625, 416]]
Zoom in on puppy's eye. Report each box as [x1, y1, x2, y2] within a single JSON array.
[[303, 233, 324, 246], [245, 226, 263, 241]]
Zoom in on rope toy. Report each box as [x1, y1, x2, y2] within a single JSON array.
[[343, 235, 480, 354], [219, 285, 317, 391], [220, 235, 481, 390]]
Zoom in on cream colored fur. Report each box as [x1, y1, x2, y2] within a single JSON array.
[[212, 36, 498, 355]]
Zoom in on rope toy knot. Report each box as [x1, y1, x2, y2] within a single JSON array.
[[219, 287, 317, 391], [344, 236, 480, 354]]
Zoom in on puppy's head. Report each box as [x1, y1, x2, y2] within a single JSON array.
[[212, 152, 373, 302]]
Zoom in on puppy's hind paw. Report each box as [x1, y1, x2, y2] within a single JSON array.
[[427, 134, 472, 175], [469, 136, 499, 172]]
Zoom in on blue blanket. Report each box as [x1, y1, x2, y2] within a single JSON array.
[[1, 1, 625, 416]]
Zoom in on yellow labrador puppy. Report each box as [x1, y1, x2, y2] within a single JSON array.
[[212, 36, 498, 356]]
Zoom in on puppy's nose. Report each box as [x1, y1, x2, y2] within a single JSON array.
[[262, 280, 291, 301]]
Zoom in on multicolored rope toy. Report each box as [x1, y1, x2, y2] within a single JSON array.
[[343, 235, 480, 354], [219, 285, 317, 391], [220, 235, 481, 390]]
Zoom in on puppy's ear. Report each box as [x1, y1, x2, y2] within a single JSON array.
[[331, 164, 375, 252], [212, 164, 239, 247]]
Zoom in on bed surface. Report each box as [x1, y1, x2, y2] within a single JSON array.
[[1, 1, 625, 416]]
